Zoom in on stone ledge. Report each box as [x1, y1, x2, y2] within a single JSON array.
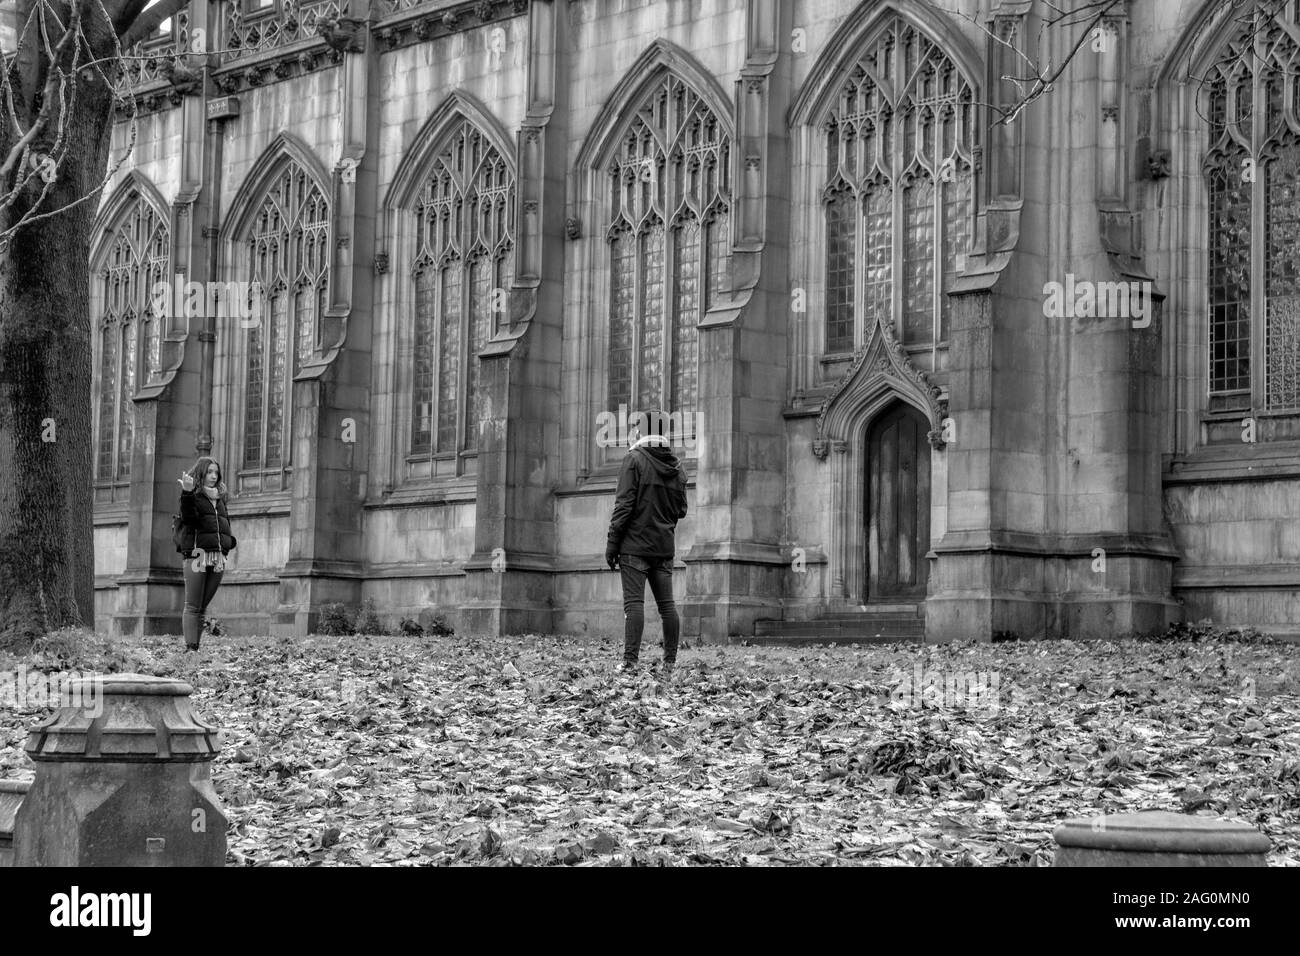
[[363, 563, 468, 579], [683, 541, 788, 565], [279, 559, 366, 579], [932, 530, 1180, 559], [364, 481, 479, 508], [1166, 443, 1300, 484], [1174, 564, 1300, 588]]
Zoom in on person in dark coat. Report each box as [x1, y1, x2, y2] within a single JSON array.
[[605, 408, 689, 677], [176, 456, 237, 651]]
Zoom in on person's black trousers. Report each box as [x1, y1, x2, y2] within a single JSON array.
[[182, 559, 224, 649], [619, 554, 679, 665]]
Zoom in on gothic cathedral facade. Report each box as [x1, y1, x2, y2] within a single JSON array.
[[89, 0, 1300, 641]]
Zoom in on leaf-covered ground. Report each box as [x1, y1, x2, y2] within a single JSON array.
[[2, 632, 1299, 866]]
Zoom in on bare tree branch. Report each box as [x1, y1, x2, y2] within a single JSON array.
[[120, 0, 191, 48], [958, 0, 1126, 127], [0, 0, 80, 181]]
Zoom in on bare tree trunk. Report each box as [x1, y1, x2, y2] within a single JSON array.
[[0, 43, 114, 643], [0, 0, 189, 645]]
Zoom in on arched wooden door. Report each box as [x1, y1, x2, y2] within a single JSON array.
[[865, 402, 931, 601]]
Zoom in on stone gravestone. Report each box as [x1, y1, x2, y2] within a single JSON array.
[[1054, 810, 1270, 867], [15, 673, 228, 866], [0, 779, 30, 866]]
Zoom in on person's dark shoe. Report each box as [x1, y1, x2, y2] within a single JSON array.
[[185, 643, 199, 652], [618, 661, 638, 674]]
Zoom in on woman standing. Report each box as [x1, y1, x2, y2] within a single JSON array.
[[177, 457, 237, 651]]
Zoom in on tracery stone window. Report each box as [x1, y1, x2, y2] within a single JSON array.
[[606, 73, 730, 433], [241, 159, 329, 484], [410, 120, 514, 463], [1205, 3, 1300, 412], [821, 17, 973, 354], [93, 198, 169, 486]]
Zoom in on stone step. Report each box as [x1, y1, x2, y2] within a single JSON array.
[[811, 614, 923, 625], [740, 631, 923, 646], [751, 617, 925, 644], [819, 604, 923, 620], [752, 602, 928, 644], [754, 618, 925, 633]]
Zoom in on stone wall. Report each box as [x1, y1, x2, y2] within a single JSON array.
[[86, 0, 1298, 640]]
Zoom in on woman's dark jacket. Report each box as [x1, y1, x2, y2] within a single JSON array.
[[178, 489, 237, 555]]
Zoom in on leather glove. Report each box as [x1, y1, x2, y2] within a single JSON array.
[[605, 546, 619, 570]]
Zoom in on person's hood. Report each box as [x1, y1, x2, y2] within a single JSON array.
[[631, 434, 682, 475]]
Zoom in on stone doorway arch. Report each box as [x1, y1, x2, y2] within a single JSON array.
[[811, 328, 946, 605]]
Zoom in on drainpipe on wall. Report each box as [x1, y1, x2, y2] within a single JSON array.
[[196, 113, 224, 456]]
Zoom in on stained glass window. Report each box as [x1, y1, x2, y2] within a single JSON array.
[[410, 120, 514, 458], [243, 159, 329, 471], [94, 196, 169, 483], [607, 73, 730, 435], [822, 17, 973, 352], [825, 184, 856, 352], [1205, 3, 1300, 410]]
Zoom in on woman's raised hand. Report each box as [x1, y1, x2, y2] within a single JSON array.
[[178, 471, 195, 492]]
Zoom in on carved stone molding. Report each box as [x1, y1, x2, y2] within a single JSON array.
[[809, 308, 950, 602], [1146, 149, 1170, 180], [316, 17, 368, 55], [811, 314, 948, 459], [160, 56, 203, 98]]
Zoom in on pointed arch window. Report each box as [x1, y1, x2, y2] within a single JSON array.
[[606, 73, 730, 440], [93, 197, 169, 488], [409, 120, 514, 466], [821, 17, 974, 354], [241, 159, 329, 487], [1204, 3, 1300, 413]]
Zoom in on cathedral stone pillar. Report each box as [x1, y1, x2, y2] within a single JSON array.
[[927, 2, 1179, 642], [681, 0, 793, 643], [460, 0, 568, 635], [113, 1, 215, 637], [270, 7, 381, 636]]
